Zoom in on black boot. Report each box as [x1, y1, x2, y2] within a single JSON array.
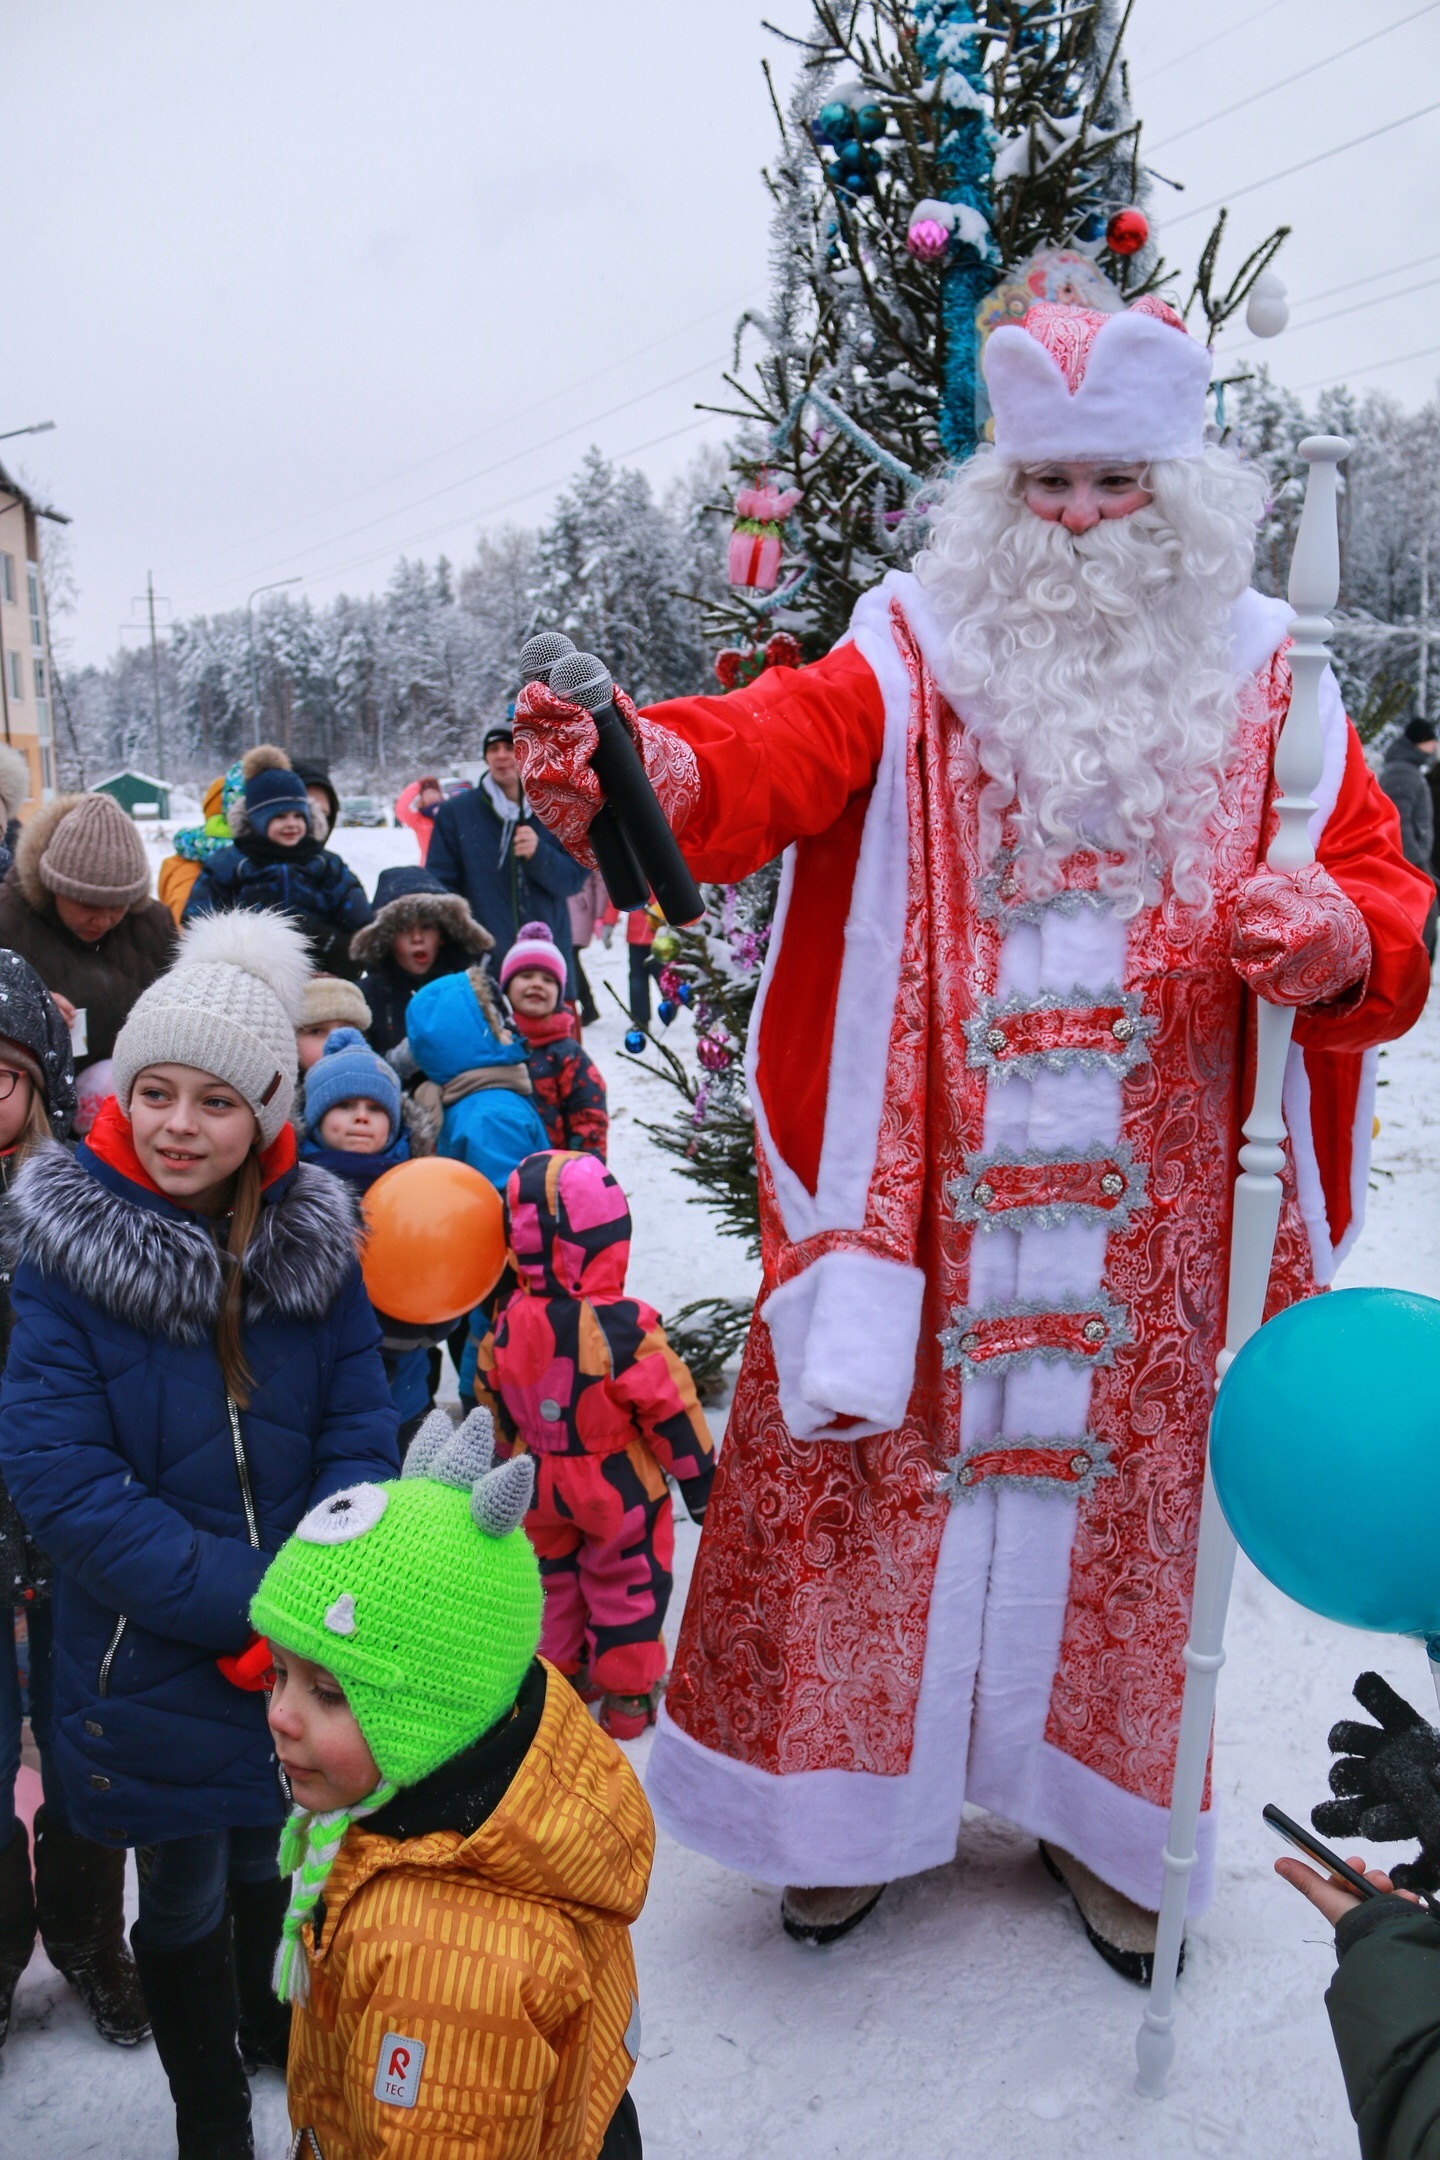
[[33, 1805, 148, 2044], [229, 1876, 292, 2073], [131, 1917, 254, 2160], [0, 1821, 36, 2045]]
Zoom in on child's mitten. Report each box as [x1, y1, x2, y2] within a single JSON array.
[[1312, 1670, 1440, 1891]]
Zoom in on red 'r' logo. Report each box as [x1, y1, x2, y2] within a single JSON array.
[[387, 2046, 410, 2079]]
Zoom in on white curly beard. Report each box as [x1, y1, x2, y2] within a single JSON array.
[[914, 447, 1270, 917]]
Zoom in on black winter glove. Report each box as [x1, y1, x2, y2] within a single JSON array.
[[1312, 1670, 1440, 1893]]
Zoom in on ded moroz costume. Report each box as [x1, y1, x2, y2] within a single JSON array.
[[514, 297, 1433, 1964]]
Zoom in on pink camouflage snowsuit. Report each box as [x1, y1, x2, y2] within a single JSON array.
[[473, 1149, 715, 1695]]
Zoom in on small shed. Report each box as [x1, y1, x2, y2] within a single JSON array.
[[94, 770, 171, 820]]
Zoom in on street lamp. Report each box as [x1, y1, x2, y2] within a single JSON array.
[[0, 422, 56, 444], [246, 578, 302, 747]]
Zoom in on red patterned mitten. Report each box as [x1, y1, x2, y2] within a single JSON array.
[[1230, 861, 1372, 1008], [513, 679, 700, 868]]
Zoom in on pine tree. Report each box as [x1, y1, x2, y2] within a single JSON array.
[[628, 0, 1290, 1387]]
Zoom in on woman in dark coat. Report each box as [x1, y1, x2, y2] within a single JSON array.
[[348, 864, 494, 1055], [0, 910, 399, 2159], [0, 791, 177, 1062], [0, 947, 149, 2054]]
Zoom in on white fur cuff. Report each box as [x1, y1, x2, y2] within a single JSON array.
[[762, 1250, 925, 1440]]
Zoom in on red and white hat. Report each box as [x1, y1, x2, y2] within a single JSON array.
[[982, 296, 1212, 465], [500, 920, 567, 992]]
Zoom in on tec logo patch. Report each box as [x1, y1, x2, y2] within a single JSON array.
[[373, 2031, 426, 2109]]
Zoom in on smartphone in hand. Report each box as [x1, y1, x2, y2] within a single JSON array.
[[1263, 1804, 1384, 1900]]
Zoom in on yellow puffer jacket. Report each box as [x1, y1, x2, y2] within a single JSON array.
[[286, 1663, 654, 2160]]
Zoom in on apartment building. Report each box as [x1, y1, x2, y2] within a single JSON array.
[[0, 458, 67, 798]]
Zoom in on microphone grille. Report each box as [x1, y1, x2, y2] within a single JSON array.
[[548, 651, 612, 712], [518, 630, 575, 682]]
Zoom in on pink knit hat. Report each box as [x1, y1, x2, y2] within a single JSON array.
[[500, 920, 566, 991]]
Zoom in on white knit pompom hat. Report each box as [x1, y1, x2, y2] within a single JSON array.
[[112, 912, 313, 1145]]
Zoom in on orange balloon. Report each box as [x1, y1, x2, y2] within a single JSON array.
[[360, 1156, 507, 1325]]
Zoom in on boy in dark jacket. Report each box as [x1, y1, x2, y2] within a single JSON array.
[[500, 920, 608, 1158], [472, 1150, 714, 1741], [184, 744, 371, 977], [348, 864, 494, 1055], [298, 1027, 433, 1447]]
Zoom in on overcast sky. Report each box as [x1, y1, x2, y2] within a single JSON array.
[[9, 0, 1440, 668]]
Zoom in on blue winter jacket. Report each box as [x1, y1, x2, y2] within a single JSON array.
[[0, 1131, 399, 1847], [183, 834, 372, 978], [425, 785, 585, 994], [406, 972, 551, 1195]]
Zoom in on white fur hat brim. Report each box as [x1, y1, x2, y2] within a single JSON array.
[[984, 308, 1213, 465]]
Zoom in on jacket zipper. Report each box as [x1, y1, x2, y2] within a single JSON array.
[[289, 2133, 324, 2160], [97, 1614, 127, 1698], [227, 1396, 261, 1550]]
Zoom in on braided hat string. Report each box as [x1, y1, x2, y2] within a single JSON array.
[[272, 1781, 398, 2006]]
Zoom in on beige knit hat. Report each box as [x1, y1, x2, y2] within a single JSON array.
[[38, 793, 150, 909], [301, 975, 373, 1032], [112, 912, 313, 1145]]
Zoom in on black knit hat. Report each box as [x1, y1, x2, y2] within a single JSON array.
[[0, 948, 77, 1135], [1404, 717, 1438, 745]]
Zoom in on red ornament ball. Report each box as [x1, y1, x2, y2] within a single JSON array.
[[763, 631, 803, 670], [714, 648, 747, 689], [1105, 207, 1149, 256]]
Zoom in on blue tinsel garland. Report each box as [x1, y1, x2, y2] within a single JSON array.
[[912, 0, 1000, 461]]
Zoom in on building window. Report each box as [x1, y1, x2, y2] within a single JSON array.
[[26, 564, 43, 651], [0, 555, 13, 606], [5, 652, 21, 702]]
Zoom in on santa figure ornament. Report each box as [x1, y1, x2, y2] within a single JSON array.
[[513, 296, 1431, 1979]]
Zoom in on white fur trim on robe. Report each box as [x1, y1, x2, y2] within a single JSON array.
[[762, 1251, 927, 1441]]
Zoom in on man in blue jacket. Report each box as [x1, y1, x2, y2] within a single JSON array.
[[426, 722, 586, 996]]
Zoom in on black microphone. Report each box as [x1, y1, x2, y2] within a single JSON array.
[[518, 633, 649, 911], [546, 651, 704, 927]]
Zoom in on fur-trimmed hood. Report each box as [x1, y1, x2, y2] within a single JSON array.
[[349, 889, 494, 970], [7, 1141, 362, 1341], [12, 796, 153, 919]]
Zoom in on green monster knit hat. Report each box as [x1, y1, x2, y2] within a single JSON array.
[[253, 1408, 541, 2006], [252, 1407, 541, 1789]]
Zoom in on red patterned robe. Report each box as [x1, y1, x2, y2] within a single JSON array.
[[640, 572, 1431, 1911]]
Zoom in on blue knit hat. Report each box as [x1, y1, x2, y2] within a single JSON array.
[[245, 763, 310, 833], [302, 1026, 401, 1141]]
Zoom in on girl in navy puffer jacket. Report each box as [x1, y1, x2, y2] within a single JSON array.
[[0, 911, 398, 2160]]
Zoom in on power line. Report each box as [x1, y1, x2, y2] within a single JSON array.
[[1148, 0, 1440, 153], [1166, 97, 1440, 228], [294, 414, 715, 593], [1282, 248, 1440, 313], [1136, 0, 1295, 84], [178, 287, 761, 580], [1220, 271, 1440, 358], [1290, 342, 1440, 394], [177, 355, 728, 610]]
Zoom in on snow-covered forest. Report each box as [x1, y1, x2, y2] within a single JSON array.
[[48, 381, 1440, 794]]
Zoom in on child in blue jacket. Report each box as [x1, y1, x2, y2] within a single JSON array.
[[405, 963, 551, 1190], [183, 746, 371, 978], [0, 911, 398, 2160]]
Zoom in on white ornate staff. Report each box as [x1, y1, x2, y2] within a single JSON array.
[[1135, 433, 1352, 2098]]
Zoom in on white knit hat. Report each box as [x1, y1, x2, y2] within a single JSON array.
[[112, 912, 312, 1145]]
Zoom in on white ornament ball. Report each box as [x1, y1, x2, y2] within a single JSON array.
[[1246, 270, 1289, 339]]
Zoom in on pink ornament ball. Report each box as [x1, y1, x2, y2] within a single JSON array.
[[906, 217, 950, 264], [696, 1033, 734, 1073], [1105, 207, 1149, 257]]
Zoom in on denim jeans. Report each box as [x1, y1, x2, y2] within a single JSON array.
[[0, 1599, 72, 1846], [133, 1824, 283, 1950]]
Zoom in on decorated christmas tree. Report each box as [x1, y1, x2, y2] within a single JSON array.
[[635, 0, 1289, 1389]]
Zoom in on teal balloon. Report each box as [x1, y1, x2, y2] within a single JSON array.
[[1211, 1287, 1440, 1636]]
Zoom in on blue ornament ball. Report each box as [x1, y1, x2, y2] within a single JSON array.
[[818, 99, 853, 141], [676, 982, 695, 1007], [855, 103, 886, 141], [658, 998, 678, 1026], [624, 1028, 646, 1055], [1211, 1287, 1440, 1638], [836, 138, 865, 174]]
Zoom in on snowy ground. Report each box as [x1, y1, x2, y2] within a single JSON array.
[[6, 821, 1437, 2156]]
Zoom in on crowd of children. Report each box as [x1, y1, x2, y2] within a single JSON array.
[[0, 791, 703, 2157]]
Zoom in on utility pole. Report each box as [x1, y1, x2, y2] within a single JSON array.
[[1420, 537, 1431, 726], [146, 571, 165, 781]]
